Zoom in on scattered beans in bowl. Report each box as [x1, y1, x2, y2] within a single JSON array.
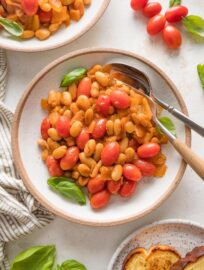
[[0, 0, 91, 40], [38, 64, 168, 209]]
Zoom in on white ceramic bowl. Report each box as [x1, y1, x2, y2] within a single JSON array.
[[0, 0, 110, 52], [108, 219, 204, 270], [12, 48, 191, 226]]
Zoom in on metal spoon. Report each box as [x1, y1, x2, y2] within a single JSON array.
[[107, 63, 204, 137], [105, 63, 204, 180]]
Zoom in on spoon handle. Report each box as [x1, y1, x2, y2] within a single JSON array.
[[156, 119, 204, 180], [172, 138, 204, 180], [155, 97, 204, 137]]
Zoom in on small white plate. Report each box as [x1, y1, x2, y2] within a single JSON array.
[[0, 0, 110, 52], [12, 48, 191, 226], [108, 219, 204, 270]]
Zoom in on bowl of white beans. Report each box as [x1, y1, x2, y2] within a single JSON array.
[[0, 0, 110, 52], [11, 48, 190, 226]]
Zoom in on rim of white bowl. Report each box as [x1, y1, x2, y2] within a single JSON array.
[[107, 218, 204, 270], [11, 48, 191, 226], [0, 0, 110, 52]]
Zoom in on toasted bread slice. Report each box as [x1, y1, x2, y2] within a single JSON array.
[[147, 245, 181, 270], [124, 248, 148, 270], [123, 245, 181, 270], [171, 246, 204, 270]]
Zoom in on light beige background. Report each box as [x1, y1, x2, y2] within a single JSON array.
[[6, 0, 204, 269]]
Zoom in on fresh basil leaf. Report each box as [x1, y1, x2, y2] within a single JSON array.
[[197, 64, 204, 90], [169, 0, 181, 7], [48, 177, 86, 205], [183, 15, 204, 42], [0, 17, 23, 37], [60, 68, 87, 87], [58, 259, 87, 270], [159, 117, 177, 137], [47, 177, 74, 189], [10, 245, 56, 270]]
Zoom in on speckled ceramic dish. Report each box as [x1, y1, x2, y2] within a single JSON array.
[[108, 219, 204, 270], [12, 48, 191, 226]]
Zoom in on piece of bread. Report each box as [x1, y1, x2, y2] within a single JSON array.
[[123, 245, 181, 270], [171, 246, 204, 270]]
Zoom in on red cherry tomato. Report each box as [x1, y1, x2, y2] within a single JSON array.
[[92, 119, 107, 140], [110, 90, 131, 109], [21, 0, 38, 16], [56, 116, 70, 138], [107, 180, 121, 194], [147, 14, 166, 35], [165, 6, 188, 23], [143, 2, 162, 18], [123, 164, 142, 182], [96, 95, 111, 116], [76, 129, 90, 150], [90, 190, 111, 209], [137, 143, 160, 158], [163, 25, 182, 49], [88, 175, 105, 194], [38, 9, 52, 23], [130, 0, 148, 11], [77, 77, 91, 97], [134, 159, 156, 176], [60, 146, 79, 170], [46, 156, 63, 177], [41, 117, 51, 140], [119, 180, 137, 198], [101, 142, 120, 166]]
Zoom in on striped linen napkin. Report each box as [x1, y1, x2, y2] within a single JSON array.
[[0, 49, 54, 270]]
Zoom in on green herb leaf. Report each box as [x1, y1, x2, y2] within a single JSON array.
[[58, 260, 87, 270], [47, 177, 86, 205], [0, 17, 23, 37], [60, 68, 87, 87], [169, 0, 181, 7], [183, 15, 204, 42], [197, 64, 204, 90], [159, 117, 177, 137], [10, 245, 56, 270]]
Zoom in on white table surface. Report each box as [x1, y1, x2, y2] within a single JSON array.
[[5, 0, 204, 269]]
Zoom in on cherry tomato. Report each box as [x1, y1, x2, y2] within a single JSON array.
[[96, 95, 111, 116], [123, 164, 142, 182], [119, 180, 137, 198], [91, 190, 110, 209], [143, 2, 162, 18], [163, 25, 182, 49], [92, 119, 107, 140], [60, 146, 79, 170], [77, 77, 91, 97], [76, 129, 90, 150], [165, 6, 188, 23], [46, 156, 63, 177], [128, 139, 139, 151], [110, 90, 131, 109], [137, 143, 160, 158], [38, 9, 52, 23], [147, 14, 166, 35], [56, 116, 70, 138], [101, 142, 120, 166], [107, 180, 121, 194], [134, 159, 156, 176], [88, 175, 105, 194], [130, 0, 148, 11], [21, 0, 38, 16], [41, 117, 51, 140]]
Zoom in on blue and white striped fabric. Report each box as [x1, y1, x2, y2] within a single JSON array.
[[0, 49, 54, 270]]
